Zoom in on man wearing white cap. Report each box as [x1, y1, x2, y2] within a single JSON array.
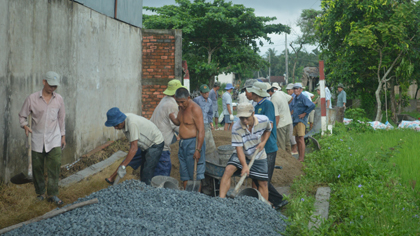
[[290, 83, 315, 162], [271, 82, 281, 92], [222, 83, 235, 131], [19, 71, 66, 206]]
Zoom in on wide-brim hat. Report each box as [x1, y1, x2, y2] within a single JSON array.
[[225, 83, 234, 90], [286, 83, 294, 90], [105, 107, 127, 127], [163, 79, 184, 96], [44, 71, 60, 86], [264, 82, 272, 91], [272, 82, 281, 90], [200, 84, 210, 93], [237, 103, 254, 117], [243, 79, 257, 89], [246, 82, 270, 97], [337, 83, 344, 88]]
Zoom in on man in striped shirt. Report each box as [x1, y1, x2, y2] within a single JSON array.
[[219, 103, 271, 201]]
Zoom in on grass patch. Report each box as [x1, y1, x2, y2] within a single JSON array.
[[285, 124, 420, 235]]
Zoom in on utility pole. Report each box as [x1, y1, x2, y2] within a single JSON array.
[[285, 34, 289, 84], [268, 52, 271, 83]]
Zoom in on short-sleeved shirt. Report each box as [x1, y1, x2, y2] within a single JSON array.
[[337, 90, 347, 107], [150, 96, 179, 151], [270, 91, 293, 128], [290, 94, 315, 125], [238, 92, 251, 104], [209, 89, 218, 113], [303, 91, 314, 101], [254, 98, 278, 154], [325, 87, 332, 109], [231, 114, 272, 160], [222, 91, 232, 115], [124, 113, 164, 151], [193, 95, 213, 124]]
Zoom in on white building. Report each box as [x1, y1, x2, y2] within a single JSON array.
[[216, 72, 235, 84]]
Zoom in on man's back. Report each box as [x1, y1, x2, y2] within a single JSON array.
[[271, 92, 292, 128], [150, 96, 179, 151], [254, 99, 278, 153], [124, 113, 164, 151]]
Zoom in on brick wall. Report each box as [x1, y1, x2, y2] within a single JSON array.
[[141, 29, 182, 118]]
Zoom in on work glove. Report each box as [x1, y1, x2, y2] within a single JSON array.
[[230, 114, 234, 121]]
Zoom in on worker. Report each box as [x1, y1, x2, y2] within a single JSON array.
[[209, 82, 221, 126], [290, 83, 315, 162], [271, 82, 281, 92], [18, 71, 66, 206], [222, 83, 234, 131], [219, 103, 270, 201], [105, 107, 164, 185], [238, 79, 257, 105], [267, 84, 293, 153], [247, 82, 288, 209], [149, 79, 184, 176], [193, 84, 218, 162], [302, 87, 316, 130], [336, 83, 346, 122], [286, 83, 298, 155], [169, 87, 206, 190]]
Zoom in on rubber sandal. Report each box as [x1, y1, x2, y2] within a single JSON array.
[[275, 200, 289, 210], [105, 178, 114, 185], [36, 195, 45, 201], [48, 196, 63, 206]]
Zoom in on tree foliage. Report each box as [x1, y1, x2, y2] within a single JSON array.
[[317, 0, 420, 120], [143, 0, 290, 89]]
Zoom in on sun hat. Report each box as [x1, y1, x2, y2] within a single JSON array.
[[199, 84, 210, 93], [214, 81, 221, 87], [246, 82, 270, 97], [286, 83, 294, 90], [243, 79, 257, 89], [163, 79, 184, 96], [225, 83, 234, 90], [236, 103, 254, 117], [272, 82, 281, 90], [264, 82, 272, 91], [105, 107, 127, 127], [337, 83, 344, 88], [44, 71, 60, 86], [293, 83, 303, 89]]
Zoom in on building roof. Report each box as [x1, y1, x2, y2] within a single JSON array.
[[269, 76, 285, 83]]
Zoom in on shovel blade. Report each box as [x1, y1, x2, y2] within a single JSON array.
[[10, 172, 33, 185], [185, 180, 200, 192]]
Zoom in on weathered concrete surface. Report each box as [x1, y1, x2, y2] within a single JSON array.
[[0, 0, 142, 183], [59, 151, 127, 187], [308, 187, 331, 229]]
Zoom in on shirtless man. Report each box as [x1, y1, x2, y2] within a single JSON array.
[[169, 87, 206, 190]]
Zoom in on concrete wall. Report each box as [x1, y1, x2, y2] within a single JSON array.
[[217, 73, 235, 84], [0, 0, 143, 183]]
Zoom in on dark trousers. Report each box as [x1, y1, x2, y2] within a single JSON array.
[[32, 147, 61, 196], [253, 151, 283, 206], [137, 142, 164, 185]]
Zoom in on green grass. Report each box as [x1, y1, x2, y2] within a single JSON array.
[[403, 111, 420, 120], [214, 93, 237, 128], [285, 124, 420, 235]]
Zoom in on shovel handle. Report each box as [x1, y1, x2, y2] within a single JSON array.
[[27, 115, 32, 178], [233, 149, 260, 195]]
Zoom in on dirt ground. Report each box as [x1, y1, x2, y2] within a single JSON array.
[[169, 130, 303, 186]]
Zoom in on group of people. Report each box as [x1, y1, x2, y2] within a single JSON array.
[[18, 71, 341, 209]]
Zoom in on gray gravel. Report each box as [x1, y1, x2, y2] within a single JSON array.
[[5, 180, 287, 235]]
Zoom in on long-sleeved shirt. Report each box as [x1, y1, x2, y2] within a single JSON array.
[[193, 95, 213, 124], [19, 91, 66, 153], [325, 87, 332, 109], [209, 88, 218, 113], [337, 90, 347, 107], [290, 93, 315, 126], [150, 96, 180, 152]]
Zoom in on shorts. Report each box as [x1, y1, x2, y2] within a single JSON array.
[[226, 153, 268, 181], [213, 110, 219, 118], [276, 125, 289, 151], [224, 115, 232, 124], [293, 122, 306, 137], [289, 123, 296, 145], [128, 149, 171, 176], [178, 137, 206, 181], [308, 110, 315, 123]]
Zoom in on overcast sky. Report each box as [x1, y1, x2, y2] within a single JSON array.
[[142, 0, 321, 56]]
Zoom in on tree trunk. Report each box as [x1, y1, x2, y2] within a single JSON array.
[[398, 86, 402, 114], [389, 79, 397, 123], [292, 61, 297, 83], [375, 81, 383, 121]]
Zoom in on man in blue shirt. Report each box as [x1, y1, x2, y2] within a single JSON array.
[[290, 83, 315, 162], [222, 83, 234, 131], [247, 82, 288, 209]]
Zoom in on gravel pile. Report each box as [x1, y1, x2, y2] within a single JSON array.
[[5, 180, 287, 235]]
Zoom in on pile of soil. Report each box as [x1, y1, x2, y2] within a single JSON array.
[[60, 138, 130, 179], [169, 130, 303, 186]]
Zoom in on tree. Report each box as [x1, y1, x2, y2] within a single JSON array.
[[318, 0, 420, 121], [143, 0, 290, 89]]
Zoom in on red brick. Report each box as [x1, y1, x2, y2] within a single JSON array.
[[161, 56, 168, 59], [147, 69, 154, 72]]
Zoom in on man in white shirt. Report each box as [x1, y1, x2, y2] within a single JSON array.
[[222, 83, 235, 131]]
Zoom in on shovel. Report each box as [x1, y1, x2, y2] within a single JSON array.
[[229, 148, 261, 198], [10, 115, 33, 184], [185, 157, 200, 192]]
